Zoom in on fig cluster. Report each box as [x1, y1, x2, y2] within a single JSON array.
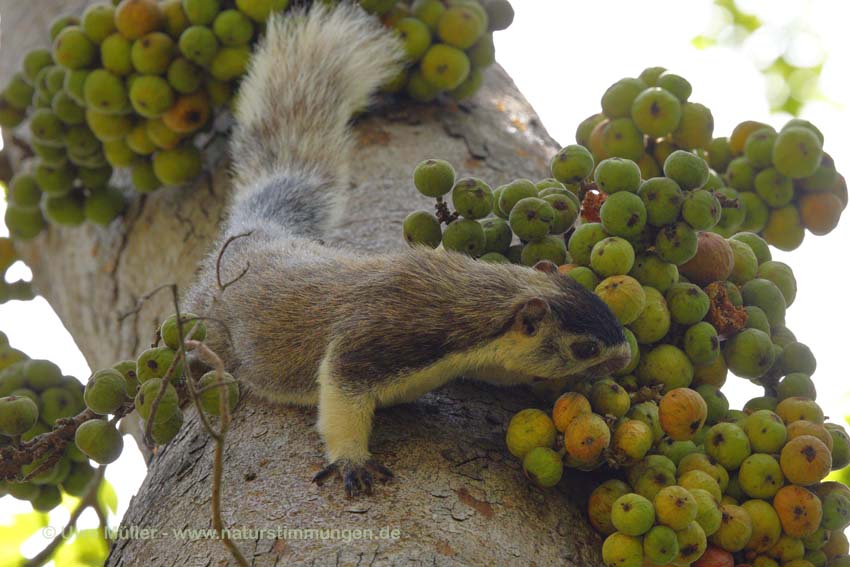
[[501, 69, 849, 567], [404, 158, 580, 264], [508, 382, 850, 567], [575, 68, 845, 251], [378, 0, 513, 102], [704, 120, 845, 251], [0, 339, 93, 511], [399, 67, 849, 567], [0, 313, 237, 515], [1, 0, 513, 241]]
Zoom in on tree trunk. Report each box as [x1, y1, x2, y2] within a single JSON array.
[[1, 2, 606, 565]]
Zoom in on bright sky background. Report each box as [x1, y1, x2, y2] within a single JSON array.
[[1, 0, 849, 560]]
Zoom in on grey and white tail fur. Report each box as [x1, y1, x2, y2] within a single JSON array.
[[226, 2, 404, 240]]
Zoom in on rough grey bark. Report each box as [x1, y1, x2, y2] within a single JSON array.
[[1, 2, 606, 565]]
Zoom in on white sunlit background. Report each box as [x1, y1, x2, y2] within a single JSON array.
[[1, 0, 849, 564]]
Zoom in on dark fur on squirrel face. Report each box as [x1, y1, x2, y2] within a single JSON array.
[[511, 272, 631, 380]]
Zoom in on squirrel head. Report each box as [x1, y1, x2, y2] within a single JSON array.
[[494, 263, 631, 381]]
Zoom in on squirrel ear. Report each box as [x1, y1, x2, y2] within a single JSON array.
[[514, 298, 551, 336], [533, 260, 559, 274]]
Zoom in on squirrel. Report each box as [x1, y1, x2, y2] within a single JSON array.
[[185, 1, 631, 497]]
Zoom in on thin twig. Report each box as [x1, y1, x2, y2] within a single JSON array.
[[183, 338, 246, 567], [21, 452, 62, 483], [23, 466, 106, 567], [94, 500, 112, 544], [2, 408, 104, 481], [173, 297, 224, 438], [216, 232, 253, 291], [118, 283, 178, 322], [180, 346, 220, 442], [184, 339, 231, 439], [169, 287, 248, 567], [141, 342, 186, 448]]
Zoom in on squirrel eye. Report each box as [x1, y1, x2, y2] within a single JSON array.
[[571, 341, 600, 360]]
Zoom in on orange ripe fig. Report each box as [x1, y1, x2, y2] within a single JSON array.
[[115, 0, 164, 40], [551, 392, 591, 432], [780, 435, 832, 485], [773, 485, 823, 537], [587, 479, 630, 535], [162, 91, 210, 134], [799, 192, 842, 236], [786, 420, 833, 451], [776, 397, 824, 424], [678, 232, 734, 286], [659, 387, 708, 441], [612, 419, 653, 464], [729, 121, 772, 155], [692, 546, 734, 567], [564, 412, 611, 465]]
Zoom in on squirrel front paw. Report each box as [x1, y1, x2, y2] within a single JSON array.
[[312, 458, 394, 497]]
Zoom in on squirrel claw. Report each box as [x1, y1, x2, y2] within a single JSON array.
[[344, 466, 374, 497], [312, 462, 340, 485], [365, 459, 394, 480], [313, 459, 394, 497]]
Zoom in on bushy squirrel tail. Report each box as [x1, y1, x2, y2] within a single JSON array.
[[227, 2, 404, 238]]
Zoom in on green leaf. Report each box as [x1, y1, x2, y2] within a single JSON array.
[[778, 97, 803, 117], [0, 510, 49, 567], [0, 551, 25, 567], [716, 0, 761, 31], [97, 479, 118, 515], [765, 56, 794, 78], [61, 493, 81, 510], [53, 529, 108, 567], [827, 464, 850, 488], [691, 35, 716, 50], [0, 511, 49, 544]]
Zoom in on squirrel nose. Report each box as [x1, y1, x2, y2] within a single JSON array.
[[609, 343, 633, 370], [586, 344, 632, 377]]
